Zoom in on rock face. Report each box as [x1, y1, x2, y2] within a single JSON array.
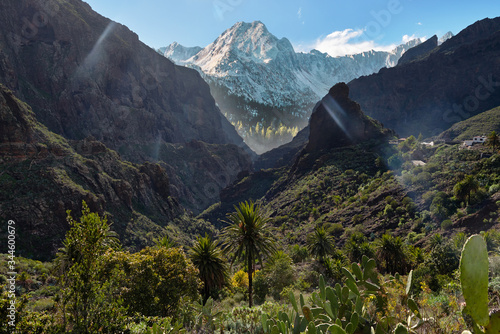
[[397, 35, 438, 66], [0, 85, 210, 260], [0, 0, 253, 212], [348, 17, 500, 137], [305, 83, 392, 153]]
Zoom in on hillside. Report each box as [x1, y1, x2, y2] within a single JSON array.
[[0, 85, 214, 260], [438, 106, 500, 141], [202, 83, 500, 250], [0, 0, 253, 213]]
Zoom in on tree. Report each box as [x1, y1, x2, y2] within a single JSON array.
[[56, 201, 125, 333], [343, 232, 375, 263], [454, 175, 480, 205], [307, 227, 334, 264], [155, 234, 178, 249], [376, 233, 409, 275], [222, 201, 276, 307], [487, 131, 500, 152], [189, 234, 229, 303]]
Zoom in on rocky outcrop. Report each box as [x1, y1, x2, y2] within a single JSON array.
[[348, 17, 500, 137], [0, 85, 211, 260], [305, 83, 392, 153], [0, 0, 252, 212]]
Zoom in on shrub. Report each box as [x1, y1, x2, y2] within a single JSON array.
[[441, 219, 453, 230], [326, 223, 344, 236], [107, 247, 201, 317], [489, 184, 500, 194], [232, 270, 249, 289], [253, 270, 269, 304], [290, 244, 308, 263]]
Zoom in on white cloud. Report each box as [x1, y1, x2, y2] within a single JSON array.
[[417, 22, 423, 26], [309, 28, 397, 57], [297, 29, 427, 57], [402, 34, 416, 43], [402, 34, 426, 44], [297, 7, 302, 19]]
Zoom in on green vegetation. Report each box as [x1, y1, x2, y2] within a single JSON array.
[[438, 106, 500, 141], [3, 206, 498, 333]]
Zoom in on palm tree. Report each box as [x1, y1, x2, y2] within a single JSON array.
[[487, 131, 500, 152], [155, 235, 177, 249], [376, 233, 408, 275], [222, 201, 276, 307], [189, 234, 228, 303], [307, 227, 334, 264], [454, 175, 479, 205]]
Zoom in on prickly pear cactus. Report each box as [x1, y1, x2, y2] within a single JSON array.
[[460, 234, 489, 327]]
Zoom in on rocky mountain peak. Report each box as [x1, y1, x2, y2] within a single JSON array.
[[163, 42, 202, 64], [438, 31, 455, 45]]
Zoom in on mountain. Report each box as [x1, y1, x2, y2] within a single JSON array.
[[164, 42, 202, 64], [303, 83, 393, 153], [0, 0, 253, 213], [397, 35, 438, 66], [438, 31, 455, 45], [0, 85, 215, 260], [348, 17, 500, 138], [163, 21, 421, 153]]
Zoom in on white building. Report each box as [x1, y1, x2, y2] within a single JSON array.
[[462, 136, 487, 148], [473, 136, 487, 143]]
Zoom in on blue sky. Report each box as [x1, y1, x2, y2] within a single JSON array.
[[84, 0, 499, 56]]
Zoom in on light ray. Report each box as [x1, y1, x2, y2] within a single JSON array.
[[321, 94, 353, 141]]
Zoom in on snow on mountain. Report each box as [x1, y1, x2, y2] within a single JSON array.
[[438, 31, 455, 45], [164, 21, 421, 109], [163, 42, 202, 64]]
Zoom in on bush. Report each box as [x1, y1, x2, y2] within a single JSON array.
[[290, 244, 308, 263], [266, 252, 295, 300], [326, 223, 344, 236], [232, 270, 249, 289], [489, 184, 500, 194], [383, 204, 394, 217], [441, 219, 453, 230], [107, 247, 201, 317], [253, 270, 269, 304]]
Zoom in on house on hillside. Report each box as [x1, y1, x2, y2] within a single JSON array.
[[461, 135, 487, 148]]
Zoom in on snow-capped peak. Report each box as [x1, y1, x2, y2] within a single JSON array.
[[438, 31, 454, 45], [191, 21, 295, 75], [163, 42, 202, 64]]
